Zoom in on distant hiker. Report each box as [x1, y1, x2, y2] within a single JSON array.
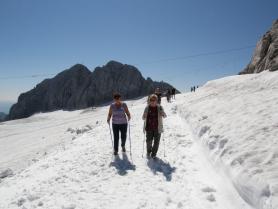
[[171, 88, 176, 99], [190, 87, 193, 92], [155, 88, 162, 104], [142, 94, 167, 159], [166, 89, 171, 103], [107, 93, 131, 155], [193, 86, 196, 92]]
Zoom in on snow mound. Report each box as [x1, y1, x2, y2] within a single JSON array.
[[177, 71, 278, 209]]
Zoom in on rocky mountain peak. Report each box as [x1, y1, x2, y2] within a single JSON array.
[[106, 60, 124, 69], [8, 61, 178, 120], [273, 19, 278, 28], [240, 19, 278, 74], [57, 64, 91, 76]]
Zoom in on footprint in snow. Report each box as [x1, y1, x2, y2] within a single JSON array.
[[202, 186, 216, 193], [206, 194, 216, 202], [27, 194, 40, 202], [198, 126, 210, 137], [176, 133, 186, 137], [199, 115, 208, 121], [17, 198, 26, 206], [165, 197, 172, 206], [40, 164, 49, 169], [202, 187, 216, 202], [177, 202, 183, 208], [62, 204, 76, 209]]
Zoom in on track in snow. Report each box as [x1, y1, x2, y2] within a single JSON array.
[[0, 98, 252, 209]]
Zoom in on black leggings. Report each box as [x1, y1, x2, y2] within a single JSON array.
[[112, 123, 128, 152]]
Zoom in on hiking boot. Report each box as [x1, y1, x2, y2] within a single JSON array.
[[146, 152, 151, 158], [122, 146, 126, 152], [114, 151, 118, 156], [151, 153, 157, 159]]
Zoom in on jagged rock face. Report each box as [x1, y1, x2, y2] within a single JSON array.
[[240, 19, 278, 74], [9, 64, 93, 119], [8, 61, 177, 120]]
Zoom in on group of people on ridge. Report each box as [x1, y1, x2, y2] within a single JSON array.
[[107, 89, 167, 159], [190, 86, 198, 92], [155, 87, 176, 104]]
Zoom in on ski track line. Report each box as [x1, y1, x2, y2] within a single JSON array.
[[0, 98, 253, 209]]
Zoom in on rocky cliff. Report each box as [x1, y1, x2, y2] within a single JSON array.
[[8, 61, 177, 120], [240, 19, 278, 74]]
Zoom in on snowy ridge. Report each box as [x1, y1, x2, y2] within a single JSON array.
[[176, 71, 278, 209]]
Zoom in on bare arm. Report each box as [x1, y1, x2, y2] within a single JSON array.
[[124, 105, 131, 121]]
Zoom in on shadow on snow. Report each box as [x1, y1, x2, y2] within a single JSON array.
[[147, 157, 176, 181], [110, 153, 136, 176]]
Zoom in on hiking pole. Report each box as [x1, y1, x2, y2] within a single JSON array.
[[128, 121, 133, 161], [108, 123, 114, 153], [142, 134, 145, 158], [162, 133, 166, 157]]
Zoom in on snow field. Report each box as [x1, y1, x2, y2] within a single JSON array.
[[0, 96, 252, 209]]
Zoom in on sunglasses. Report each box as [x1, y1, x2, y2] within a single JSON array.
[[150, 99, 156, 102]]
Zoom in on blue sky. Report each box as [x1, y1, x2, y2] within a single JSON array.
[[0, 0, 278, 112]]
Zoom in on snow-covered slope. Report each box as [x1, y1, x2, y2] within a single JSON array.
[[0, 71, 277, 209], [0, 108, 103, 173], [176, 70, 278, 209], [0, 98, 252, 209]]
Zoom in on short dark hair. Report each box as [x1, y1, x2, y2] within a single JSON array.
[[113, 93, 121, 99]]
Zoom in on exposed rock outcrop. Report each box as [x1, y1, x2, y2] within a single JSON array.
[[240, 19, 278, 74], [8, 61, 178, 120]]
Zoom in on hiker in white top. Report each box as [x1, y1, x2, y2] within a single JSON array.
[[107, 93, 131, 155]]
